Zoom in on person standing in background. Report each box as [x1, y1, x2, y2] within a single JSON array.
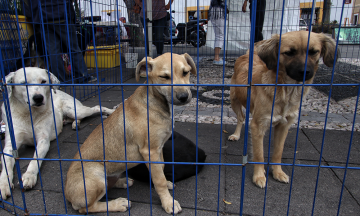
[[242, 0, 266, 43], [22, 0, 96, 83], [208, 0, 229, 65], [135, 0, 174, 58]]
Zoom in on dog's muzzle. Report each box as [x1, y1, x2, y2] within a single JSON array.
[[286, 64, 314, 82], [176, 92, 189, 103], [32, 94, 44, 106]]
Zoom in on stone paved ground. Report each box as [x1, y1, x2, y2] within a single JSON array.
[[172, 57, 360, 131], [0, 74, 359, 216], [0, 53, 360, 215]]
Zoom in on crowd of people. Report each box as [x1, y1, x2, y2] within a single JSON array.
[[20, 0, 266, 82]]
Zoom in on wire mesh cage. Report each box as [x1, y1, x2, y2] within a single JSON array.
[[0, 0, 359, 215]]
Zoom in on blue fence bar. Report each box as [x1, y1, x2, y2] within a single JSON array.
[[0, 0, 359, 215]]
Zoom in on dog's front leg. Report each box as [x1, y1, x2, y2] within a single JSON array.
[[22, 133, 50, 189], [250, 120, 267, 188], [0, 137, 19, 199], [160, 150, 175, 190], [140, 147, 181, 214], [271, 120, 294, 184]]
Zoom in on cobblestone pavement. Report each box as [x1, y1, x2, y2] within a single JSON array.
[[173, 57, 360, 131]]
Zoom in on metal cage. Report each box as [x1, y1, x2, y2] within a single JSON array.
[[0, 0, 359, 215]]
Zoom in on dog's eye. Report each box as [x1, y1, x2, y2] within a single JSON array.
[[183, 71, 189, 77], [41, 80, 46, 84], [160, 75, 170, 80], [308, 50, 319, 55], [284, 50, 296, 56]]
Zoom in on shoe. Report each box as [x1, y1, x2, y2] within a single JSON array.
[[75, 76, 97, 84], [213, 59, 226, 65], [87, 76, 97, 83]]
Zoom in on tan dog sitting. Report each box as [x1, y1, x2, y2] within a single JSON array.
[[228, 31, 338, 188], [64, 53, 196, 214]]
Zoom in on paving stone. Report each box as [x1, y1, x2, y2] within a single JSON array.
[[224, 125, 322, 161], [302, 129, 360, 164], [329, 162, 360, 204], [225, 157, 360, 216], [212, 111, 228, 117], [105, 154, 225, 213], [214, 107, 228, 112]]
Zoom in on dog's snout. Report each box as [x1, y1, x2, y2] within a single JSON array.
[[299, 69, 311, 75], [176, 92, 189, 103], [33, 94, 44, 104]]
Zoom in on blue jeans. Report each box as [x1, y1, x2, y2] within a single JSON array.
[[42, 21, 90, 83], [141, 16, 167, 56]]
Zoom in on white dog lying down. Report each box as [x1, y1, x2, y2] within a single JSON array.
[[0, 67, 114, 199]]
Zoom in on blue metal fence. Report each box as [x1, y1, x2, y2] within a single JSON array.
[[0, 0, 359, 215]]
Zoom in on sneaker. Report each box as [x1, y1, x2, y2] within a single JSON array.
[[213, 59, 226, 65], [75, 76, 97, 84], [87, 76, 97, 83]]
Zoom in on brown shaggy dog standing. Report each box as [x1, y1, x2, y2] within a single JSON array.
[[228, 31, 338, 188]]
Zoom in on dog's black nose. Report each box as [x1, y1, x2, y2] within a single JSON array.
[[33, 94, 44, 104], [176, 92, 189, 103], [298, 70, 313, 80]]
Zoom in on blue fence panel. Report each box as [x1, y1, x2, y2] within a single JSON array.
[[0, 0, 359, 215]]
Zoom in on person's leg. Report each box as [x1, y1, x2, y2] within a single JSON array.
[[42, 23, 67, 82], [140, 18, 149, 55], [213, 19, 221, 61], [164, 20, 170, 38], [255, 0, 266, 42], [214, 47, 220, 61], [58, 22, 90, 83], [213, 18, 225, 63], [153, 16, 166, 56]]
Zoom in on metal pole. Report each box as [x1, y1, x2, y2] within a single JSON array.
[[147, 0, 153, 58], [225, 0, 230, 60], [185, 0, 187, 47], [311, 0, 317, 26]]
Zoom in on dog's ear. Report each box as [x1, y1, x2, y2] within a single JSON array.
[[182, 53, 197, 76], [319, 33, 339, 68], [255, 34, 280, 70], [4, 72, 16, 98], [46, 70, 60, 93], [135, 57, 153, 82]]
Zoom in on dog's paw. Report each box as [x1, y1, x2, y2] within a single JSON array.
[[102, 108, 115, 116], [110, 197, 131, 212], [253, 175, 267, 188], [114, 177, 134, 188], [0, 179, 13, 199], [79, 198, 131, 213], [162, 199, 182, 214], [228, 134, 240, 141], [167, 181, 175, 190], [22, 172, 37, 190], [273, 170, 289, 184], [72, 120, 81, 130]]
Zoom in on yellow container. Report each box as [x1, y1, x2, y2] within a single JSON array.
[[84, 45, 122, 68], [16, 15, 34, 39], [0, 15, 33, 41]]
